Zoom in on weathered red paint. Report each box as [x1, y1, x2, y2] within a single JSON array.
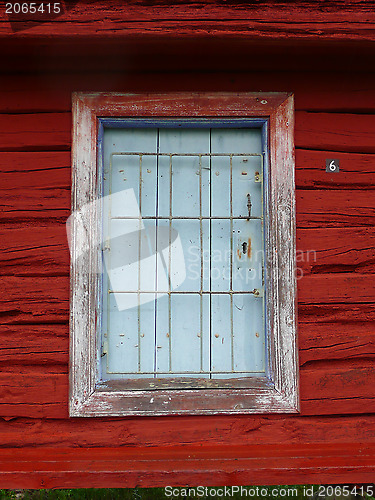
[[1, 0, 375, 487]]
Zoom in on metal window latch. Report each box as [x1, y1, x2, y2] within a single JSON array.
[[253, 288, 264, 298], [101, 339, 109, 357], [247, 193, 252, 217]]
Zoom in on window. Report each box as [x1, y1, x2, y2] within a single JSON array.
[[69, 93, 299, 416]]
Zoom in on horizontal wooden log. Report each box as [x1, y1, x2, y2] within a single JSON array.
[[0, 151, 71, 223], [0, 413, 374, 448], [1, 138, 375, 194], [2, 73, 375, 113], [1, 266, 375, 323], [6, 21, 375, 43], [2, 0, 375, 42], [295, 149, 375, 189], [0, 373, 68, 418], [0, 224, 69, 276], [0, 443, 374, 488], [0, 325, 68, 367], [0, 188, 70, 221], [296, 227, 375, 275], [1, 319, 372, 369], [0, 113, 71, 152], [2, 1, 375, 24], [296, 190, 375, 227], [299, 302, 375, 324], [2, 224, 374, 276], [1, 148, 375, 194], [1, 167, 374, 226], [0, 151, 70, 189], [0, 276, 69, 324], [298, 274, 375, 303], [0, 358, 373, 417], [2, 111, 375, 155], [299, 302, 375, 363], [0, 360, 375, 418], [299, 321, 374, 365], [0, 305, 372, 369], [0, 310, 370, 369], [301, 363, 375, 415], [296, 111, 375, 154]]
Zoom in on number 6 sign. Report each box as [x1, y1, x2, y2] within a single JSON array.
[[325, 159, 340, 172]]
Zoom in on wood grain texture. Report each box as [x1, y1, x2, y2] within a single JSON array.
[[0, 276, 69, 324], [2, 72, 375, 114], [296, 112, 375, 153], [299, 322, 374, 365], [2, 225, 374, 278], [3, 320, 373, 372], [298, 274, 375, 304], [297, 227, 375, 275], [0, 444, 374, 488], [0, 153, 70, 221], [0, 190, 70, 221], [0, 373, 68, 419], [1, 361, 374, 418], [0, 61, 375, 483], [0, 152, 71, 188], [0, 443, 374, 488], [0, 224, 69, 276], [0, 325, 68, 367], [0, 114, 71, 152], [3, 110, 375, 155], [296, 190, 375, 227], [2, 0, 375, 42], [6, 187, 375, 226], [0, 414, 374, 448], [295, 149, 375, 189]]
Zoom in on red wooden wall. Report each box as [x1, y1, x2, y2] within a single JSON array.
[[1, 0, 375, 488]]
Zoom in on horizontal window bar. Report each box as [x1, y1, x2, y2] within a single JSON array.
[[111, 152, 263, 157], [104, 370, 266, 375], [110, 216, 262, 220], [108, 290, 263, 295]]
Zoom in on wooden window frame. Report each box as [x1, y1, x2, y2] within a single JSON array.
[[70, 92, 299, 417]]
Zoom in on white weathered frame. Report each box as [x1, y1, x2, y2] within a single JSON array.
[[70, 92, 299, 416]]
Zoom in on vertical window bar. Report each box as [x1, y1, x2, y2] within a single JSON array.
[[168, 153, 173, 372], [199, 154, 203, 372], [154, 136, 160, 378], [137, 154, 143, 372], [209, 131, 212, 379], [229, 154, 234, 372]]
